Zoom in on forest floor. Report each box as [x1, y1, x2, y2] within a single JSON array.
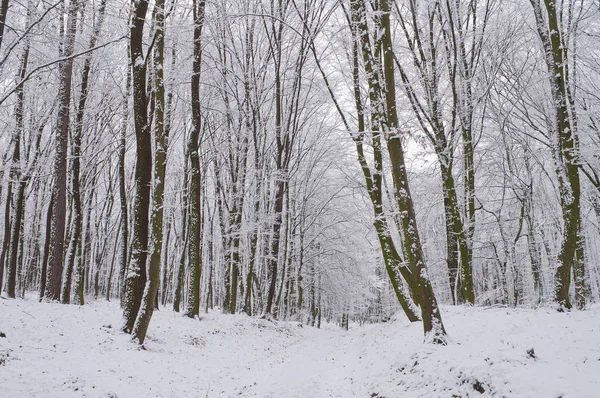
[[0, 297, 598, 398]]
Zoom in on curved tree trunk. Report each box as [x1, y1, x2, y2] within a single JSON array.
[[380, 0, 446, 342], [346, 0, 421, 322], [529, 0, 582, 310]]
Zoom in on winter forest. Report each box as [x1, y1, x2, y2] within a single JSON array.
[[0, 0, 599, 396]]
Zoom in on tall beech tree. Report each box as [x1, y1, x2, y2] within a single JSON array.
[[263, 0, 314, 318], [185, 0, 206, 319], [0, 0, 9, 52], [122, 0, 152, 332], [44, 0, 79, 302], [62, 0, 108, 305], [354, 0, 447, 342], [390, 0, 492, 304], [529, 0, 584, 310], [133, 0, 169, 343], [347, 0, 420, 322], [118, 60, 131, 306], [312, 0, 446, 340], [5, 42, 29, 298]]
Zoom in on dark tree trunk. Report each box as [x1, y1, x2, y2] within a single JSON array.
[[264, 3, 289, 317], [0, 176, 11, 293], [4, 43, 29, 298], [0, 0, 10, 52], [121, 0, 152, 332], [3, 38, 33, 298], [133, 0, 169, 344], [45, 0, 79, 302], [265, 176, 285, 316], [118, 66, 130, 305], [105, 222, 121, 301], [7, 181, 25, 298], [160, 216, 171, 306], [173, 171, 188, 313], [38, 195, 53, 300], [184, 0, 206, 319]]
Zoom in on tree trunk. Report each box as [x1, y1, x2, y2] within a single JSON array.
[[118, 66, 130, 305], [0, 175, 12, 293], [264, 3, 288, 317], [122, 0, 152, 332], [38, 194, 53, 300], [161, 216, 171, 306], [45, 0, 79, 301], [573, 230, 586, 309], [345, 0, 420, 322], [173, 168, 189, 313], [4, 41, 29, 298], [62, 0, 107, 305], [529, 0, 582, 310], [0, 0, 10, 52], [381, 0, 446, 342], [106, 222, 121, 301], [440, 162, 474, 304], [75, 178, 96, 305], [265, 176, 285, 316], [184, 0, 206, 319], [7, 181, 25, 298], [133, 0, 168, 344]]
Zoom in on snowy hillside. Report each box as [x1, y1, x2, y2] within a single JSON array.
[[1, 298, 598, 398]]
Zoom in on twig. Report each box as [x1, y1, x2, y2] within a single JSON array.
[[0, 35, 128, 106]]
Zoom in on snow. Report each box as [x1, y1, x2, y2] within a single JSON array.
[[1, 298, 599, 397]]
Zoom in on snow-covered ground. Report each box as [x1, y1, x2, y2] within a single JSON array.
[[1, 298, 598, 398]]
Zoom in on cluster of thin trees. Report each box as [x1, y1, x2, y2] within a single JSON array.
[[0, 0, 599, 344]]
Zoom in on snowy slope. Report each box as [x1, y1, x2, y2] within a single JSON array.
[[1, 298, 598, 397]]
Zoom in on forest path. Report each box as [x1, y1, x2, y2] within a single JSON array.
[[215, 325, 375, 398]]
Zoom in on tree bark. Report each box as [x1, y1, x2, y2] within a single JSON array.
[[173, 164, 189, 313], [38, 194, 53, 300], [118, 63, 131, 306], [133, 0, 168, 344], [122, 0, 152, 332], [0, 0, 9, 53], [345, 0, 421, 322], [61, 0, 107, 305], [184, 0, 206, 319], [4, 41, 29, 298], [384, 2, 446, 342], [529, 0, 582, 310], [44, 0, 79, 302]]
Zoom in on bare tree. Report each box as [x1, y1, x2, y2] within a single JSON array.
[[44, 0, 80, 302], [133, 0, 169, 344], [122, 0, 152, 331], [185, 0, 206, 319], [529, 0, 583, 310]]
